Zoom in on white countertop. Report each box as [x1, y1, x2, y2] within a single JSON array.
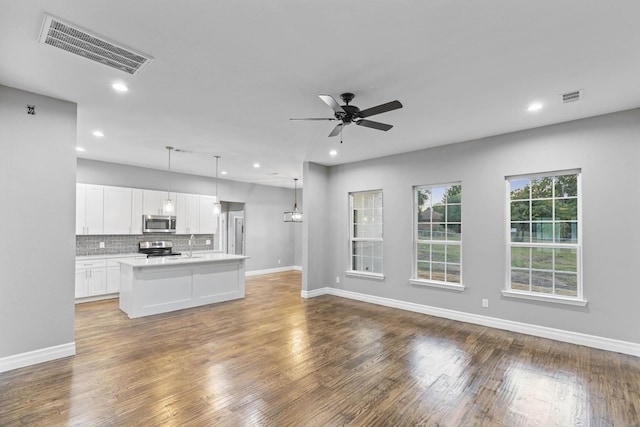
[[76, 250, 224, 261], [118, 252, 249, 267]]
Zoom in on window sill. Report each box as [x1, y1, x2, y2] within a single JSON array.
[[345, 270, 385, 281], [410, 279, 465, 292], [501, 290, 588, 307]]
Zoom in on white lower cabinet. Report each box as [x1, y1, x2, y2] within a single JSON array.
[[106, 265, 120, 294], [75, 259, 107, 298], [76, 256, 146, 301]]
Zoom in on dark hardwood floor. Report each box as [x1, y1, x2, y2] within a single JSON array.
[[1, 270, 639, 426]]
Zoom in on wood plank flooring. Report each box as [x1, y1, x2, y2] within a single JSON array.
[[1, 270, 639, 426]]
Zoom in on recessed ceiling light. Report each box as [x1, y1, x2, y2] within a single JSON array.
[[329, 149, 338, 156], [221, 171, 228, 175], [253, 163, 260, 168], [92, 130, 104, 137], [527, 102, 543, 112], [112, 82, 128, 92], [76, 146, 85, 152]]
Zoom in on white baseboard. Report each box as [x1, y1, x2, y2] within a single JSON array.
[[301, 287, 331, 298], [0, 342, 76, 373], [75, 293, 118, 304], [304, 287, 640, 358], [246, 266, 300, 277]]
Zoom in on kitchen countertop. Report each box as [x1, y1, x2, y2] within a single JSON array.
[[118, 252, 249, 267], [76, 250, 225, 261]]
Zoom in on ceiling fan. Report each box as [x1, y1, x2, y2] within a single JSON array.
[[290, 93, 403, 138]]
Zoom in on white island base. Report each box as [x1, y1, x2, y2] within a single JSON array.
[[118, 253, 249, 318]]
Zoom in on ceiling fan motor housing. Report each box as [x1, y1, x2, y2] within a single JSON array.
[[337, 105, 361, 123]]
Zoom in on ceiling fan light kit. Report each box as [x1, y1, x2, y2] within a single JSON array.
[[291, 92, 403, 140]]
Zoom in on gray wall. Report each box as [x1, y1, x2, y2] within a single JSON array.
[[293, 189, 303, 266], [306, 108, 640, 344], [77, 159, 299, 271], [0, 85, 76, 358], [302, 162, 331, 291]]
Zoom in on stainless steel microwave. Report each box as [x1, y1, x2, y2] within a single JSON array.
[[142, 215, 177, 234]]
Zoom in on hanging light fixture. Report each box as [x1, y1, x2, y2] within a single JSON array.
[[162, 146, 175, 214], [283, 178, 303, 222], [213, 155, 222, 216]]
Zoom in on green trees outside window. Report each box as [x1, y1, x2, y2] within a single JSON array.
[[415, 183, 462, 284], [507, 172, 581, 298]]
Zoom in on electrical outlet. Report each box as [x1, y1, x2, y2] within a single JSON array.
[[336, 276, 340, 284], [482, 299, 489, 308], [99, 242, 105, 249], [206, 239, 211, 245], [278, 259, 281, 264]]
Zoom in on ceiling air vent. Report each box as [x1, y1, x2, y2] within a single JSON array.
[[38, 14, 153, 75], [562, 90, 582, 103]]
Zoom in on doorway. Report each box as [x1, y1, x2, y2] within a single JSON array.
[[218, 202, 245, 255]]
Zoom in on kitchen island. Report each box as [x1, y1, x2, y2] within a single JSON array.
[[118, 253, 249, 318]]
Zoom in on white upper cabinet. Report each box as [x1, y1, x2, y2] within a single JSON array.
[[76, 184, 221, 235], [176, 193, 200, 234], [76, 184, 104, 235], [103, 186, 133, 234], [199, 195, 217, 234], [142, 190, 176, 215], [131, 189, 143, 235]]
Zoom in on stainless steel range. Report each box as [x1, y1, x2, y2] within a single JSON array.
[[138, 241, 181, 258]]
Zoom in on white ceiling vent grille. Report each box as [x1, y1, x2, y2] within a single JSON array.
[[38, 14, 153, 75], [562, 90, 582, 103]]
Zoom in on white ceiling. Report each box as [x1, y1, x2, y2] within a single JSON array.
[[2, 1, 640, 188]]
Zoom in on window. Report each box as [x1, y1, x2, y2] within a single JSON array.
[[349, 190, 383, 276], [506, 171, 584, 303], [412, 183, 462, 288]]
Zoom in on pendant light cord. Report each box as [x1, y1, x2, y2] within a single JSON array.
[[215, 156, 220, 200], [166, 146, 173, 199]]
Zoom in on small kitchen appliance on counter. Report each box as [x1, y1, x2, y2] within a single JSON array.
[[138, 241, 181, 258]]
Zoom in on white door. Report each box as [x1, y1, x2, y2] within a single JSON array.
[[233, 217, 244, 255], [228, 211, 245, 255]]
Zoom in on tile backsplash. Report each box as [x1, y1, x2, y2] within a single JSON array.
[[76, 234, 215, 256]]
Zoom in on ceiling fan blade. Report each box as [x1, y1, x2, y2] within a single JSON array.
[[359, 100, 403, 118], [289, 118, 336, 121], [328, 123, 343, 137], [319, 94, 346, 114], [356, 119, 393, 131]]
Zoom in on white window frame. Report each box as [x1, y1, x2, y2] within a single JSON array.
[[346, 190, 384, 279], [502, 169, 587, 306], [410, 182, 464, 291]]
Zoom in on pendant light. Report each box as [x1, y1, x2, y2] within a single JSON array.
[[162, 146, 175, 215], [283, 178, 303, 222], [213, 155, 222, 216]]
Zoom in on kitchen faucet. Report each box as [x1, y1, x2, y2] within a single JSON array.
[[188, 234, 195, 258]]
